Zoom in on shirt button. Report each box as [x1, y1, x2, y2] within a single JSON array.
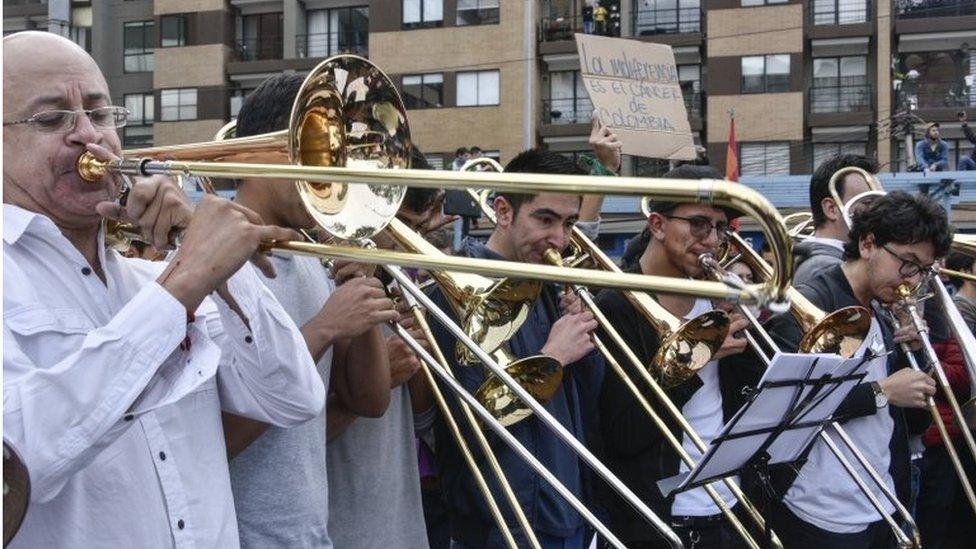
[[159, 451, 166, 461], [81, 266, 92, 276], [123, 414, 134, 421], [244, 335, 253, 344], [177, 519, 185, 530]]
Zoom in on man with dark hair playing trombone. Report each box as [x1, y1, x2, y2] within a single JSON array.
[[593, 164, 761, 549], [764, 191, 950, 548]]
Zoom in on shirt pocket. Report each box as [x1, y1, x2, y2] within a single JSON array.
[[5, 307, 95, 367]]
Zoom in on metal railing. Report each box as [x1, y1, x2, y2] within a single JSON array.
[[896, 0, 976, 18], [233, 37, 283, 61], [296, 31, 368, 59], [632, 7, 702, 36], [810, 0, 870, 25], [905, 79, 976, 109], [540, 15, 584, 42], [810, 84, 873, 113], [542, 97, 594, 124]]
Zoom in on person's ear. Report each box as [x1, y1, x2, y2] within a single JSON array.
[[647, 213, 667, 241], [494, 196, 514, 229], [860, 233, 876, 258], [821, 196, 840, 223]]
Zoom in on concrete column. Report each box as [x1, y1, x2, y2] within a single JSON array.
[[283, 0, 300, 59], [876, 0, 892, 171]]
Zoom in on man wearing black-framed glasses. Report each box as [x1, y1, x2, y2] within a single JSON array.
[[763, 191, 953, 549], [593, 164, 761, 549]]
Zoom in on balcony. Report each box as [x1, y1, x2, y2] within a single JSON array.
[[632, 7, 702, 36], [896, 0, 976, 19], [810, 84, 873, 113], [233, 37, 283, 61], [810, 0, 870, 25], [297, 31, 368, 58], [540, 15, 585, 42], [906, 78, 976, 110], [542, 97, 593, 125]]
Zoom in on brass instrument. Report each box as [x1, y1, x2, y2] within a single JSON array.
[[3, 440, 29, 548], [889, 284, 976, 518], [700, 253, 922, 548]]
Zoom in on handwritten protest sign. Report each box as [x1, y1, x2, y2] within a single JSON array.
[[575, 34, 696, 160]]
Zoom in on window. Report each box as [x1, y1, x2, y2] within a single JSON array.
[[425, 154, 445, 170], [740, 142, 791, 176], [160, 14, 186, 47], [546, 70, 591, 124], [457, 0, 499, 26], [811, 56, 869, 113], [239, 12, 283, 61], [229, 87, 256, 119], [678, 64, 702, 117], [123, 93, 154, 147], [813, 0, 869, 25], [303, 6, 368, 58], [813, 142, 866, 171], [741, 0, 788, 5], [634, 0, 702, 36], [457, 70, 500, 107], [402, 73, 444, 109], [123, 21, 154, 73], [403, 0, 443, 29], [160, 89, 197, 121], [741, 54, 790, 93]]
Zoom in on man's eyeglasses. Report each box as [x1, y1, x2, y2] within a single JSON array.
[[3, 106, 129, 133], [663, 214, 730, 240], [881, 244, 931, 278]]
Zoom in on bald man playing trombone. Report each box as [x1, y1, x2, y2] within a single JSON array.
[[3, 32, 325, 548]]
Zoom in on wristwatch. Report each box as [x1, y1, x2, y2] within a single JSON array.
[[870, 381, 888, 409]]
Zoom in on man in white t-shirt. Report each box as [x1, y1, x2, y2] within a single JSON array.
[[594, 164, 760, 548]]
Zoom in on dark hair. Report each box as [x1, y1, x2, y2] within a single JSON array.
[[470, 146, 483, 154], [842, 191, 952, 261], [236, 74, 305, 138], [809, 154, 879, 229], [620, 164, 728, 269], [946, 251, 974, 273], [403, 146, 439, 214], [455, 147, 469, 157], [499, 148, 586, 214]]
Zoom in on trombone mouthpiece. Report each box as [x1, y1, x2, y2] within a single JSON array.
[[77, 152, 108, 183], [542, 248, 563, 266]]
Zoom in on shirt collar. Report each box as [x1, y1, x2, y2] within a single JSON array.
[[3, 204, 50, 245]]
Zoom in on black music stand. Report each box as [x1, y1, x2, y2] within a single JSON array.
[[657, 350, 879, 546]]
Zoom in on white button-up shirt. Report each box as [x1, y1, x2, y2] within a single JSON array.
[[3, 204, 326, 548]]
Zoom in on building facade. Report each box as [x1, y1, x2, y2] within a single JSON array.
[[5, 0, 974, 173]]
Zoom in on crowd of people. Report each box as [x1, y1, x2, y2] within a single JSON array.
[[4, 30, 975, 549]]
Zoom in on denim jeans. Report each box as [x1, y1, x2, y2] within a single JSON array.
[[958, 157, 976, 171]]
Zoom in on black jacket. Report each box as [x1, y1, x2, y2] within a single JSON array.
[[592, 277, 764, 544], [762, 264, 931, 509]]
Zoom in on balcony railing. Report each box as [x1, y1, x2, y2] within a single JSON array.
[[296, 31, 368, 59], [810, 84, 873, 113], [540, 15, 584, 42], [233, 37, 283, 61], [896, 0, 976, 18], [810, 0, 870, 25], [542, 97, 594, 124], [684, 89, 702, 118], [632, 8, 702, 36], [904, 79, 976, 109]]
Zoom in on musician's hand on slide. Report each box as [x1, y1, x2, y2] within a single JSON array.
[[891, 305, 925, 352], [712, 313, 751, 361], [878, 368, 936, 409], [386, 333, 422, 389], [558, 290, 585, 316], [89, 142, 192, 251], [542, 310, 598, 366], [157, 195, 302, 310]]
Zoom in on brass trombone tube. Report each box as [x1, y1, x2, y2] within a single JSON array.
[[890, 288, 976, 518], [405, 304, 541, 549], [384, 265, 683, 548], [78, 154, 792, 307], [940, 267, 976, 285], [928, 275, 976, 423]]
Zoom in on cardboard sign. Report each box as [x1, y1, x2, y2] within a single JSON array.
[[575, 34, 696, 160]]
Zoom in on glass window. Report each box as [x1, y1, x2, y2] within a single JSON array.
[[741, 0, 788, 5], [123, 93, 154, 147], [813, 142, 866, 171], [811, 56, 869, 112], [457, 0, 500, 26], [160, 14, 186, 47], [402, 73, 444, 109], [814, 0, 868, 25], [546, 70, 591, 124], [123, 21, 154, 73], [303, 6, 368, 58], [240, 12, 283, 61], [633, 0, 701, 36], [160, 88, 198, 121], [403, 0, 443, 29], [741, 54, 790, 93], [229, 87, 256, 119], [740, 142, 791, 176], [457, 70, 500, 107]]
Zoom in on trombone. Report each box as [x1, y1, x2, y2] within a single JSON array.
[[699, 240, 923, 548], [91, 55, 700, 546], [460, 161, 776, 549]]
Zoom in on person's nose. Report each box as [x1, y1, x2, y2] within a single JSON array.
[[65, 111, 104, 147]]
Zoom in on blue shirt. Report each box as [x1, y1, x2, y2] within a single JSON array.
[[914, 139, 949, 170], [427, 240, 604, 544]]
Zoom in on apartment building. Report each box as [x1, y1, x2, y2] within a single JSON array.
[[6, 0, 973, 174]]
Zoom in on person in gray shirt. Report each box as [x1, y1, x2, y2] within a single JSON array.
[[793, 154, 877, 287], [947, 252, 976, 334], [227, 74, 399, 548]]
